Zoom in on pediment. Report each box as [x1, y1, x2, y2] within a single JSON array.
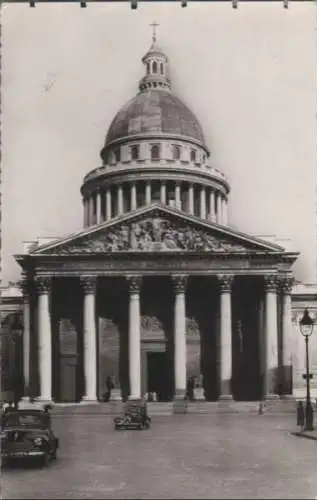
[[32, 205, 285, 256]]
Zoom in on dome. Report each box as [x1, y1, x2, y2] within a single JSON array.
[[104, 89, 206, 148]]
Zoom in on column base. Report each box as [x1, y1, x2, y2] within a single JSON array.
[[35, 397, 53, 403], [218, 394, 233, 401], [265, 394, 280, 400], [174, 389, 186, 400], [128, 395, 142, 401], [81, 396, 98, 403]]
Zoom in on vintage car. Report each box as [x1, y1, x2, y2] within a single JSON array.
[[114, 399, 151, 430], [1, 408, 59, 467]]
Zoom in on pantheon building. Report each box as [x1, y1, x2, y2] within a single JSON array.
[[12, 36, 302, 404]]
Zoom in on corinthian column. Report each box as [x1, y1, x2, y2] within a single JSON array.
[[280, 276, 294, 396], [35, 276, 52, 402], [145, 182, 152, 205], [218, 274, 234, 399], [172, 275, 188, 399], [117, 185, 124, 216], [188, 184, 194, 215], [222, 198, 228, 226], [175, 183, 181, 210], [200, 186, 206, 219], [83, 197, 89, 228], [131, 183, 137, 211], [160, 182, 166, 204], [20, 277, 31, 398], [105, 187, 111, 221], [89, 195, 94, 225], [216, 194, 222, 224], [264, 275, 279, 398], [208, 190, 216, 221], [127, 276, 142, 399], [81, 277, 97, 401], [96, 188, 101, 224]]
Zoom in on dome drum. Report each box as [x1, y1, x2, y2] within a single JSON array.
[[82, 177, 228, 227], [101, 137, 209, 167]]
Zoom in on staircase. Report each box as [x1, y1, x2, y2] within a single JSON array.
[[43, 399, 300, 416]]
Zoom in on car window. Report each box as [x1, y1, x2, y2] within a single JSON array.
[[3, 413, 47, 427]]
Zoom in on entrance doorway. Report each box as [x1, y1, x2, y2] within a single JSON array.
[[147, 352, 169, 401]]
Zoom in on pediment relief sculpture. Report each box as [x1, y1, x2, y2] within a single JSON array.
[[44, 216, 249, 255]]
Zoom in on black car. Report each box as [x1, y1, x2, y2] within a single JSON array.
[[1, 408, 59, 467], [114, 399, 151, 430]]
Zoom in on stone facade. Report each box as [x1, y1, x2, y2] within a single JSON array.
[[2, 36, 317, 404]]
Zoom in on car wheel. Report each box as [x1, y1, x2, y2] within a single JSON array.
[[42, 452, 52, 467], [52, 447, 57, 460]]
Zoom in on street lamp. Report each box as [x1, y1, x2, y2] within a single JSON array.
[[299, 308, 314, 431]]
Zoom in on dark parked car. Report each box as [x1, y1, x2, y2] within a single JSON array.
[[114, 399, 151, 430], [1, 408, 59, 467]]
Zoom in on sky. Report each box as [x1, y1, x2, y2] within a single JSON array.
[[2, 1, 317, 285]]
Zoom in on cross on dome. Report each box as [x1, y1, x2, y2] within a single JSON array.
[[150, 21, 159, 43]]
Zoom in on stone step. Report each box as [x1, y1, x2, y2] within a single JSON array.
[[16, 399, 310, 416]]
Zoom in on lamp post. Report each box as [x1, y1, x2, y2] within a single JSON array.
[[299, 308, 314, 431]]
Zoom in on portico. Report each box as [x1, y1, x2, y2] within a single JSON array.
[[16, 205, 298, 404]]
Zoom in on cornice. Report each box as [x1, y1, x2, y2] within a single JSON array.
[[81, 167, 230, 197], [102, 133, 210, 157]]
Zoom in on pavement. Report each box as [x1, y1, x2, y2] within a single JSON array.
[[1, 414, 317, 499], [291, 428, 317, 441]]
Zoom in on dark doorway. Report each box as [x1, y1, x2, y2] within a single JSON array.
[[147, 352, 169, 401]]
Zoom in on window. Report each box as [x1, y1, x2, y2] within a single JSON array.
[[151, 144, 160, 161], [152, 61, 157, 74], [160, 63, 164, 75], [173, 145, 181, 161], [114, 148, 121, 163], [131, 145, 139, 161], [146, 62, 150, 75], [190, 149, 197, 162]]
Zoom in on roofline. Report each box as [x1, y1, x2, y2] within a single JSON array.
[[22, 203, 290, 255]]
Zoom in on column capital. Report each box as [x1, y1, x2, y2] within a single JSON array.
[[279, 276, 294, 294], [80, 276, 97, 294], [171, 274, 188, 294], [218, 274, 234, 293], [35, 276, 52, 294], [18, 274, 32, 296], [264, 275, 279, 292], [126, 275, 142, 294]]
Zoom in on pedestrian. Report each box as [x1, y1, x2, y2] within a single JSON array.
[[258, 400, 264, 414], [297, 401, 305, 430], [186, 376, 195, 402], [103, 376, 114, 402]]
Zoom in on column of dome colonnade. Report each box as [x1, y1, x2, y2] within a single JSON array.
[[82, 182, 228, 228]]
